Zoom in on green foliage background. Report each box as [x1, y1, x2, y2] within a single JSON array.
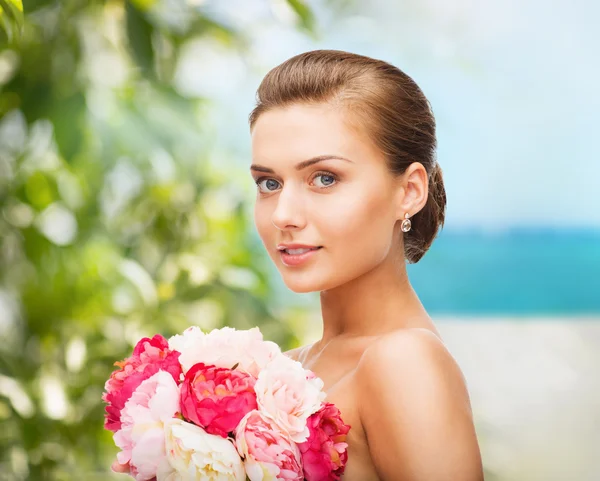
[[0, 1, 317, 479]]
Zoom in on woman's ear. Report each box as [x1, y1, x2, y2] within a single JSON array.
[[394, 162, 429, 220]]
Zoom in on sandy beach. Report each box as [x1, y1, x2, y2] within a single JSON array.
[[436, 318, 600, 481]]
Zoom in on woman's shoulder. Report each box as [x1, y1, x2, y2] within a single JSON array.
[[362, 327, 445, 359], [354, 327, 472, 424], [356, 327, 464, 387], [354, 327, 482, 480]]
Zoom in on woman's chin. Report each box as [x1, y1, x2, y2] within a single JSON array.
[[280, 274, 325, 294], [283, 281, 319, 294]]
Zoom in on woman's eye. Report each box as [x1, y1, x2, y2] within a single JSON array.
[[255, 178, 281, 192], [312, 172, 337, 188]]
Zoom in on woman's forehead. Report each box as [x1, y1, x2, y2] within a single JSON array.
[[252, 103, 346, 137], [251, 104, 378, 165]]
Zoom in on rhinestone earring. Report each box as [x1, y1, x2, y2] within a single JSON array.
[[401, 213, 412, 232]]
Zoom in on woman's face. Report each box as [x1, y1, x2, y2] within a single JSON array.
[[250, 102, 405, 293]]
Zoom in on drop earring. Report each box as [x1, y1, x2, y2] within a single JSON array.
[[401, 213, 412, 232]]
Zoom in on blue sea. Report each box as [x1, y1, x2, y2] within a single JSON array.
[[408, 228, 600, 316]]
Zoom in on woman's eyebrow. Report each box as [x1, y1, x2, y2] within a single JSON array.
[[250, 155, 353, 174]]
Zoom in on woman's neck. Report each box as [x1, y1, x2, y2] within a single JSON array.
[[318, 256, 432, 344]]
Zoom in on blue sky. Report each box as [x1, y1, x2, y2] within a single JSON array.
[[178, 0, 600, 230]]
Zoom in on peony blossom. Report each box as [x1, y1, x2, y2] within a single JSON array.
[[113, 371, 180, 481], [168, 326, 280, 377], [103, 334, 181, 432], [180, 362, 258, 438], [166, 326, 205, 369], [234, 410, 303, 481], [298, 403, 351, 481], [156, 418, 246, 481], [103, 326, 351, 481], [254, 355, 326, 443]]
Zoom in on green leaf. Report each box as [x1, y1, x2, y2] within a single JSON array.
[[285, 0, 315, 33], [50, 91, 86, 161], [0, 0, 24, 43], [129, 0, 157, 11], [125, 0, 155, 78]]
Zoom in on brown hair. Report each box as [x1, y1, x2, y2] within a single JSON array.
[[249, 49, 446, 264]]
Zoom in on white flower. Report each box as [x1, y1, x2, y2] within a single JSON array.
[[167, 326, 206, 365], [254, 355, 326, 443], [114, 371, 180, 481], [157, 418, 246, 481], [168, 326, 281, 378]]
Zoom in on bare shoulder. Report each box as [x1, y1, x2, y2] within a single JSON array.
[[357, 327, 467, 390], [356, 327, 472, 415], [355, 328, 483, 481]]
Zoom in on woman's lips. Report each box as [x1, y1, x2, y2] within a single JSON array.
[[279, 247, 322, 266]]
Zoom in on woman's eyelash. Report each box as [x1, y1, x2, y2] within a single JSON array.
[[255, 171, 339, 191], [312, 171, 339, 187]]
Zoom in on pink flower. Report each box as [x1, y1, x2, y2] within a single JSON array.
[[180, 362, 258, 438], [113, 370, 180, 481], [102, 334, 182, 432], [235, 410, 303, 481], [255, 356, 326, 443], [298, 403, 351, 481]]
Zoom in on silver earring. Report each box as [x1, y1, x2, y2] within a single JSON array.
[[401, 213, 412, 232]]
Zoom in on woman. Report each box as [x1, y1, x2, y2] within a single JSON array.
[[113, 49, 483, 480], [249, 49, 483, 480]]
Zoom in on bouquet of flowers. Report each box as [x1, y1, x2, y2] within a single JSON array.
[[103, 326, 351, 481]]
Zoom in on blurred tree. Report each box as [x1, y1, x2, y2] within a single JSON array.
[[0, 0, 317, 479]]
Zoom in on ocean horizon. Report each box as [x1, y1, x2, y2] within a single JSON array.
[[409, 227, 600, 316]]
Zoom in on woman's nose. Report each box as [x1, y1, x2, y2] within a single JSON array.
[[270, 186, 306, 230]]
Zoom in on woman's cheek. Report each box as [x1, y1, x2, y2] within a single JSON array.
[[254, 206, 273, 247], [321, 191, 371, 231]]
